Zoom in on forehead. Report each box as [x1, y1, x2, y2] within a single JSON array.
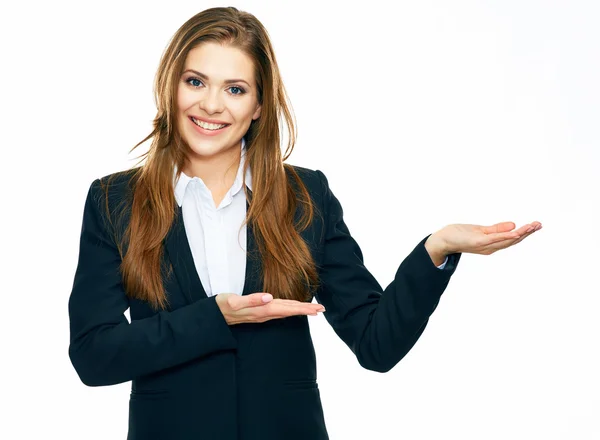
[[184, 42, 255, 82]]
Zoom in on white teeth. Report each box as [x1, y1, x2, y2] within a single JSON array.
[[191, 118, 227, 130]]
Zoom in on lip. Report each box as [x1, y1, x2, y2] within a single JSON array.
[[188, 116, 230, 136], [189, 115, 231, 125]]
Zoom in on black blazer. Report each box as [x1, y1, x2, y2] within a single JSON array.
[[68, 165, 461, 440]]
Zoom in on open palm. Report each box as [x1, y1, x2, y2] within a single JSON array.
[[441, 221, 542, 255]]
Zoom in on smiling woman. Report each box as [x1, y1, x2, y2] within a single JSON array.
[[68, 5, 469, 440], [99, 6, 318, 311], [177, 43, 262, 165]]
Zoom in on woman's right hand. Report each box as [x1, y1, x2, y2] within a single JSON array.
[[215, 292, 326, 325]]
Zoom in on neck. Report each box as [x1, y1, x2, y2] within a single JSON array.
[[182, 143, 242, 191]]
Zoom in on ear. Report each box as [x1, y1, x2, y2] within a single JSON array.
[[252, 103, 262, 120]]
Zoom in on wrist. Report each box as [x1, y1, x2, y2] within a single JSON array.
[[424, 232, 449, 266]]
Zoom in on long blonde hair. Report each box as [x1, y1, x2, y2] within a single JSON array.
[[101, 7, 320, 310]]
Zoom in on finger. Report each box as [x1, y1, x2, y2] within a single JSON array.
[[510, 226, 539, 245], [270, 299, 305, 305], [490, 224, 534, 242], [480, 229, 535, 253], [514, 222, 543, 236], [269, 300, 325, 313], [264, 309, 322, 321], [235, 292, 273, 311], [483, 221, 542, 237], [271, 299, 319, 307], [481, 222, 516, 234], [263, 302, 325, 318], [480, 230, 522, 245]]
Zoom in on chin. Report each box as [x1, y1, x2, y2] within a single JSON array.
[[185, 137, 237, 157]]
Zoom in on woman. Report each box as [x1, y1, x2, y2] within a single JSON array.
[[68, 6, 541, 440]]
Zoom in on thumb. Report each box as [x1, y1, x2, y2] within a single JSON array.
[[484, 222, 515, 234], [245, 292, 273, 308]]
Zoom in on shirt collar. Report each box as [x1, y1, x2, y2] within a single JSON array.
[[173, 137, 252, 207]]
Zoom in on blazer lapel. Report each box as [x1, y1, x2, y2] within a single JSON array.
[[164, 205, 207, 303], [164, 188, 262, 305], [242, 194, 262, 297]]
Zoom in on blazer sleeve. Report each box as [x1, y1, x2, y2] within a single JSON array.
[[68, 179, 238, 387], [314, 170, 461, 373]]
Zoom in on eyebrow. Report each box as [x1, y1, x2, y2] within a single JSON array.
[[182, 69, 251, 87]]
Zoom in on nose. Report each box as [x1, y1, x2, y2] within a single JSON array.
[[199, 87, 225, 114]]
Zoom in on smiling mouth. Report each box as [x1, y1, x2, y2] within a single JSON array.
[[190, 117, 230, 130]]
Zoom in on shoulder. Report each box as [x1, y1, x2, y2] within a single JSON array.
[[97, 167, 140, 194], [85, 168, 141, 227], [285, 164, 329, 197], [89, 167, 140, 201]]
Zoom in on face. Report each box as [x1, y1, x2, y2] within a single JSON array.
[[176, 42, 261, 160]]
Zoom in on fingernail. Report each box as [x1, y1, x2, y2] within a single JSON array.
[[262, 294, 273, 303], [318, 308, 326, 312]]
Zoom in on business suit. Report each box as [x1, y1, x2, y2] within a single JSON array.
[[68, 165, 461, 439]]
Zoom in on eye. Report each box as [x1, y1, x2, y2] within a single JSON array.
[[186, 77, 203, 88], [228, 86, 246, 96]]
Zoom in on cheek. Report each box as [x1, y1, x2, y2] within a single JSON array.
[[177, 87, 194, 112], [230, 101, 258, 122]]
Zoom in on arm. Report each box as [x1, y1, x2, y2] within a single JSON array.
[[314, 170, 461, 373], [68, 179, 237, 387]]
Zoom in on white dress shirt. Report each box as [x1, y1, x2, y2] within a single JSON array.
[[173, 138, 447, 298]]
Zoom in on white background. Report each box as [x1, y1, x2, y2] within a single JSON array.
[[1, 0, 599, 439]]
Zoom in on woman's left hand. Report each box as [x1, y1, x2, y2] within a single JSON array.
[[438, 221, 542, 255]]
